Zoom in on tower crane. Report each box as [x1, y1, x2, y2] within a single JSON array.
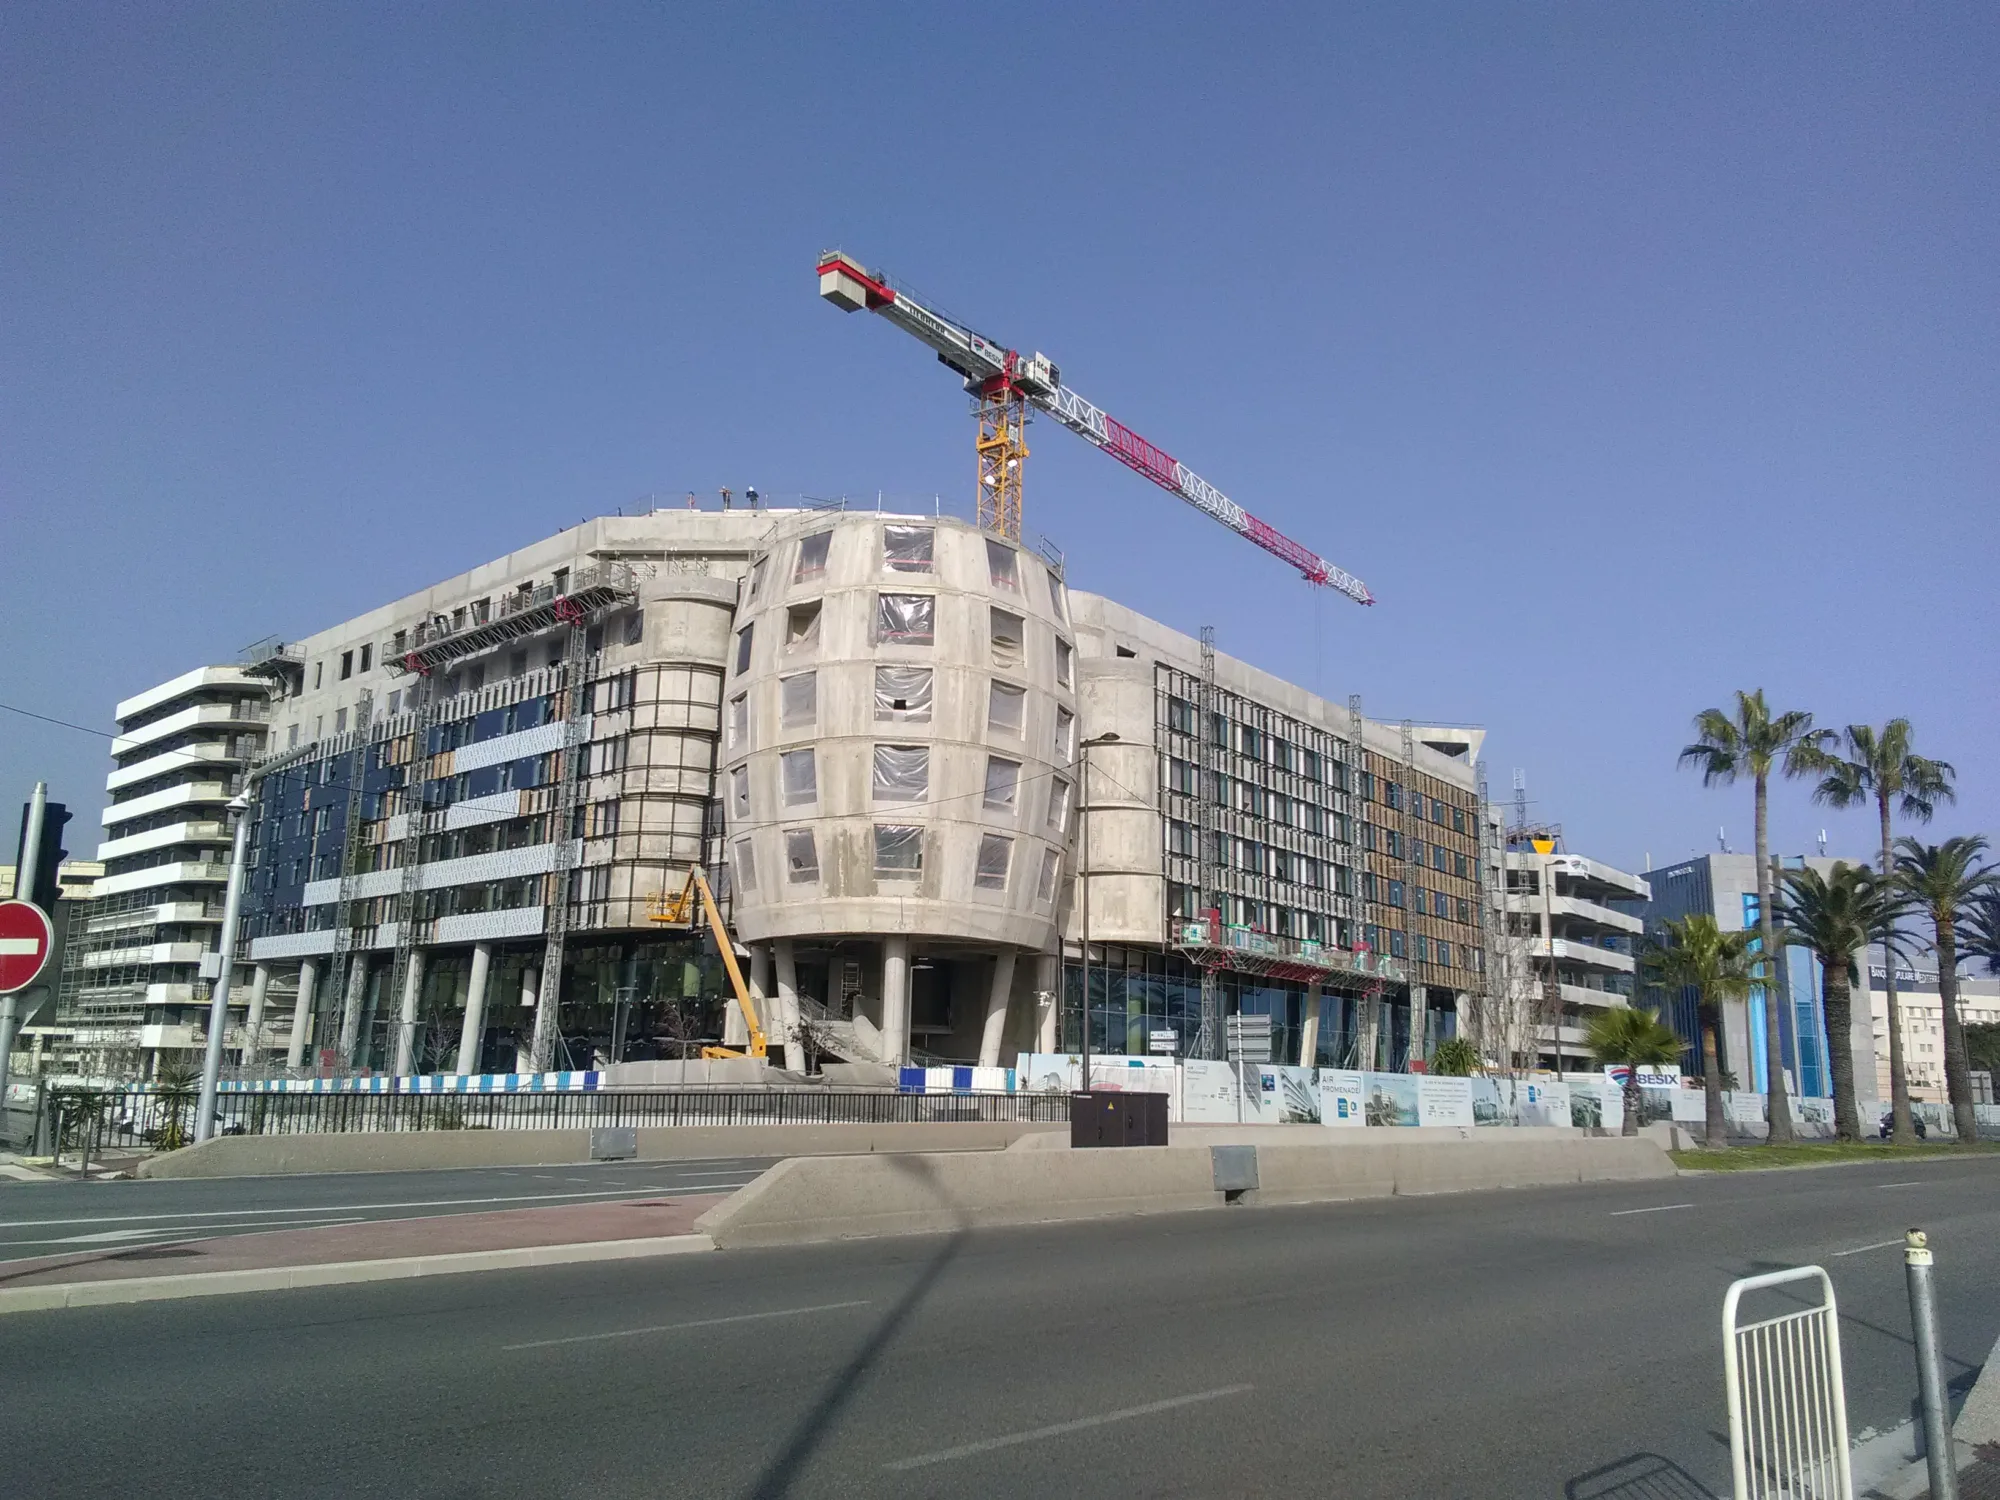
[[816, 251, 1374, 605]]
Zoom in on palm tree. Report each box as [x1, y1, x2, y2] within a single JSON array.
[[1801, 720, 1955, 1142], [1893, 836, 1995, 1142], [1638, 914, 1757, 1146], [1964, 892, 2000, 976], [1772, 863, 1904, 1142], [1585, 1006, 1684, 1137], [1680, 690, 1829, 1144]]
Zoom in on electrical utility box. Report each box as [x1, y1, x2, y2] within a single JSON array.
[[1070, 1091, 1169, 1149]]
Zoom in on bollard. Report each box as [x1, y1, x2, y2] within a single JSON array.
[[1905, 1229, 1958, 1500]]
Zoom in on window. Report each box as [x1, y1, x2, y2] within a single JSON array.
[[1167, 758, 1196, 795], [1167, 696, 1196, 735], [786, 600, 822, 650], [875, 593, 935, 645], [1388, 879, 1405, 908], [874, 824, 923, 877], [874, 665, 933, 721], [1046, 568, 1067, 620], [1436, 941, 1451, 968], [1239, 724, 1264, 762], [1414, 934, 1429, 963], [988, 680, 1026, 735], [983, 756, 1021, 811], [1054, 707, 1074, 761], [795, 530, 832, 581], [872, 744, 929, 802], [1047, 777, 1072, 832], [1301, 748, 1322, 783], [784, 828, 819, 884], [1272, 739, 1292, 773], [1363, 871, 1379, 902], [728, 694, 749, 751], [780, 672, 817, 729], [883, 524, 933, 572], [287, 724, 299, 748], [747, 558, 768, 601], [986, 539, 1019, 590], [334, 707, 348, 733], [1411, 839, 1426, 867], [1038, 847, 1061, 902], [312, 661, 323, 690], [733, 837, 758, 893], [340, 651, 354, 680], [359, 644, 372, 673], [1433, 844, 1449, 871], [730, 764, 750, 820], [780, 749, 817, 807], [974, 834, 1013, 890], [588, 800, 621, 838], [1457, 898, 1472, 924], [1169, 820, 1194, 855], [989, 607, 1024, 667], [1389, 930, 1407, 958], [1054, 637, 1073, 688], [734, 625, 754, 675]]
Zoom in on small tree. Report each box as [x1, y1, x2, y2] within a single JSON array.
[[150, 1057, 201, 1152], [1772, 863, 1903, 1142], [1584, 1007, 1683, 1137], [1639, 914, 1756, 1147], [1427, 1035, 1481, 1077]]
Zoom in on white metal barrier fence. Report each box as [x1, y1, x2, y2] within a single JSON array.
[[1723, 1266, 1853, 1500]]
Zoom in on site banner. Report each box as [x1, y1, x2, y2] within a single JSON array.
[[1361, 1072, 1421, 1126], [1416, 1075, 1476, 1127], [1317, 1068, 1366, 1126]]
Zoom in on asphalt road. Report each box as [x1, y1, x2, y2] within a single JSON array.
[[0, 1159, 776, 1262], [1, 1155, 1995, 1499]]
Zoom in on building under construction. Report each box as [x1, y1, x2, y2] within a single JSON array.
[[190, 503, 1493, 1077]]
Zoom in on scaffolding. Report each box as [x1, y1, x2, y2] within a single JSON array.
[[1193, 625, 1222, 1060], [530, 612, 593, 1071]]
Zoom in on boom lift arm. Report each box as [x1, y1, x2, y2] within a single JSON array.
[[650, 867, 766, 1061], [817, 251, 1374, 605]]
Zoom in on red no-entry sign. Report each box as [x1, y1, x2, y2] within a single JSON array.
[[0, 900, 54, 994]]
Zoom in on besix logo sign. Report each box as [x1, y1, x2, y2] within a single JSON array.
[[1604, 1064, 1683, 1089]]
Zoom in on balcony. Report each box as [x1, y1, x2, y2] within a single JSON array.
[[106, 743, 234, 793], [1526, 937, 1635, 975], [96, 820, 229, 862], [1504, 892, 1642, 936], [113, 701, 266, 755], [82, 941, 210, 970], [91, 861, 232, 898]]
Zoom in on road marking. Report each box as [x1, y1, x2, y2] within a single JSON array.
[[885, 1384, 1257, 1472], [1832, 1238, 1907, 1258], [0, 1183, 732, 1231], [1875, 1181, 1924, 1189], [504, 1300, 871, 1351], [0, 1216, 368, 1249], [1609, 1203, 1695, 1217]]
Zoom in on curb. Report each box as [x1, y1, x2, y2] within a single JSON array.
[[0, 1232, 714, 1315]]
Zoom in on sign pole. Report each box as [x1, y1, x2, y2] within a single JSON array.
[[0, 783, 49, 1138], [194, 797, 253, 1145]]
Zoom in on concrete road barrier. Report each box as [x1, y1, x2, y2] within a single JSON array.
[[696, 1133, 1677, 1247], [135, 1121, 1064, 1179]]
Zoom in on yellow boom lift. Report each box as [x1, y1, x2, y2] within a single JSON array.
[[648, 866, 766, 1060]]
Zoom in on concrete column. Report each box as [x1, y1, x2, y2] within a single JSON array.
[[239, 963, 272, 1067], [286, 959, 318, 1070], [746, 945, 771, 1052], [1359, 994, 1381, 1072], [455, 942, 493, 1076], [881, 937, 911, 1067], [1035, 953, 1059, 1053], [1408, 984, 1429, 1071], [393, 948, 426, 1078], [520, 964, 540, 1010], [336, 956, 369, 1066], [979, 949, 1017, 1069], [1297, 982, 1322, 1068], [774, 940, 805, 1072]]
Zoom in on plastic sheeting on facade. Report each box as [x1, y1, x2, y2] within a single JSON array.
[[876, 592, 934, 644], [872, 744, 929, 801], [874, 823, 923, 875], [728, 693, 748, 750], [883, 524, 933, 572], [786, 601, 822, 649], [975, 833, 1013, 889], [874, 665, 933, 721], [989, 607, 1025, 666], [1037, 846, 1062, 900], [784, 828, 818, 883], [732, 837, 757, 893], [794, 529, 832, 581], [780, 670, 816, 727], [781, 748, 817, 806], [983, 756, 1020, 808], [986, 539, 1019, 590], [1046, 776, 1071, 831], [988, 679, 1025, 734]]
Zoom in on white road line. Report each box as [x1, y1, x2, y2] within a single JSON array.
[[1874, 1181, 1924, 1189], [504, 1300, 872, 1351], [1609, 1203, 1695, 1217], [0, 1216, 368, 1249], [885, 1384, 1257, 1472], [0, 1183, 729, 1231], [1832, 1238, 1908, 1258]]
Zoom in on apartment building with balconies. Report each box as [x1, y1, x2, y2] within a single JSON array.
[[1502, 844, 1649, 1074]]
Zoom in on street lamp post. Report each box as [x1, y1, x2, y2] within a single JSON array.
[[195, 794, 253, 1144], [1076, 733, 1120, 1096]]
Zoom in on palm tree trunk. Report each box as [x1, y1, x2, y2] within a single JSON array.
[[1823, 963, 1860, 1143], [1937, 920, 1978, 1142], [1880, 795, 1914, 1143], [1701, 1006, 1728, 1146], [1622, 1070, 1642, 1137], [1756, 777, 1795, 1143]]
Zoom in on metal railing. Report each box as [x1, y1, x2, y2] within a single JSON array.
[[1723, 1265, 1853, 1500], [54, 1086, 1070, 1145]]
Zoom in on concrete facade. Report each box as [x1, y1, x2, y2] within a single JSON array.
[[1862, 947, 2000, 1105], [1502, 847, 1649, 1073]]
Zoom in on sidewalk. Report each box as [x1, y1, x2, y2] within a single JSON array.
[[0, 1193, 722, 1313]]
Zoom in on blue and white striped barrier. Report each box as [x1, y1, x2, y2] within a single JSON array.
[[897, 1066, 1016, 1095], [217, 1071, 603, 1095]]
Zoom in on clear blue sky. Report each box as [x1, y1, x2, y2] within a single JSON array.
[[4, 3, 1994, 872]]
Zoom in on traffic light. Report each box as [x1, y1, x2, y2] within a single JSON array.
[[13, 800, 70, 912]]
